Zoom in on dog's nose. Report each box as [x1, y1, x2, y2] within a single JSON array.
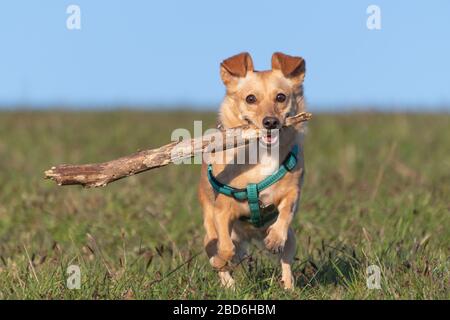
[[262, 117, 280, 130]]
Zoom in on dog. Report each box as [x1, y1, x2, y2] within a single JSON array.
[[198, 52, 306, 289]]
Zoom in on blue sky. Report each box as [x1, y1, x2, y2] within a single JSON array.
[[0, 1, 449, 111]]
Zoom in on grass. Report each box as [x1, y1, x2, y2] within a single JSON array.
[[0, 110, 448, 299]]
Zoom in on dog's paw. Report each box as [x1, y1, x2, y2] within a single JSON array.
[[219, 272, 236, 289], [210, 255, 226, 269], [210, 255, 232, 271], [281, 275, 295, 290], [264, 227, 287, 254]]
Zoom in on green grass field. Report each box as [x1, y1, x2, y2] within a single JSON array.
[[0, 111, 448, 299]]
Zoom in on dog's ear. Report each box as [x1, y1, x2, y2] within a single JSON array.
[[220, 52, 254, 86], [271, 52, 305, 84]]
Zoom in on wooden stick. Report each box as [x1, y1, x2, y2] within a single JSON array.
[[44, 112, 312, 187]]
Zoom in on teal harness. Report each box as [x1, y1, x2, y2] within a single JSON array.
[[207, 145, 299, 228]]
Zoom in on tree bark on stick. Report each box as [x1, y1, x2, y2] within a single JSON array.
[[44, 112, 312, 187]]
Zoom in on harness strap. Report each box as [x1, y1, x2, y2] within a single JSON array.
[[246, 183, 261, 226]]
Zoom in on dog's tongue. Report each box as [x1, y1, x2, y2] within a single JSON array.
[[262, 133, 275, 144]]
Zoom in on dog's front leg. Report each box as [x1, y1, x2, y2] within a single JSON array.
[[264, 187, 299, 254], [210, 209, 235, 270]]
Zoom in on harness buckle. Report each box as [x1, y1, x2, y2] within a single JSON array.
[[239, 202, 279, 227]]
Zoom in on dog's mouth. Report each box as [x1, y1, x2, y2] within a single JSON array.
[[260, 131, 279, 145]]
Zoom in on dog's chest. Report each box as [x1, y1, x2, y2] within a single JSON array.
[[257, 152, 280, 176], [210, 140, 302, 213], [238, 154, 289, 209]]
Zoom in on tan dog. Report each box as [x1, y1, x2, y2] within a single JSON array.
[[198, 52, 306, 289]]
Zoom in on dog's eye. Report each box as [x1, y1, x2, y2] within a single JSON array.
[[276, 93, 286, 103], [245, 94, 257, 104]]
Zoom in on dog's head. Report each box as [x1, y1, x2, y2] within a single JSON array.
[[219, 52, 306, 144]]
